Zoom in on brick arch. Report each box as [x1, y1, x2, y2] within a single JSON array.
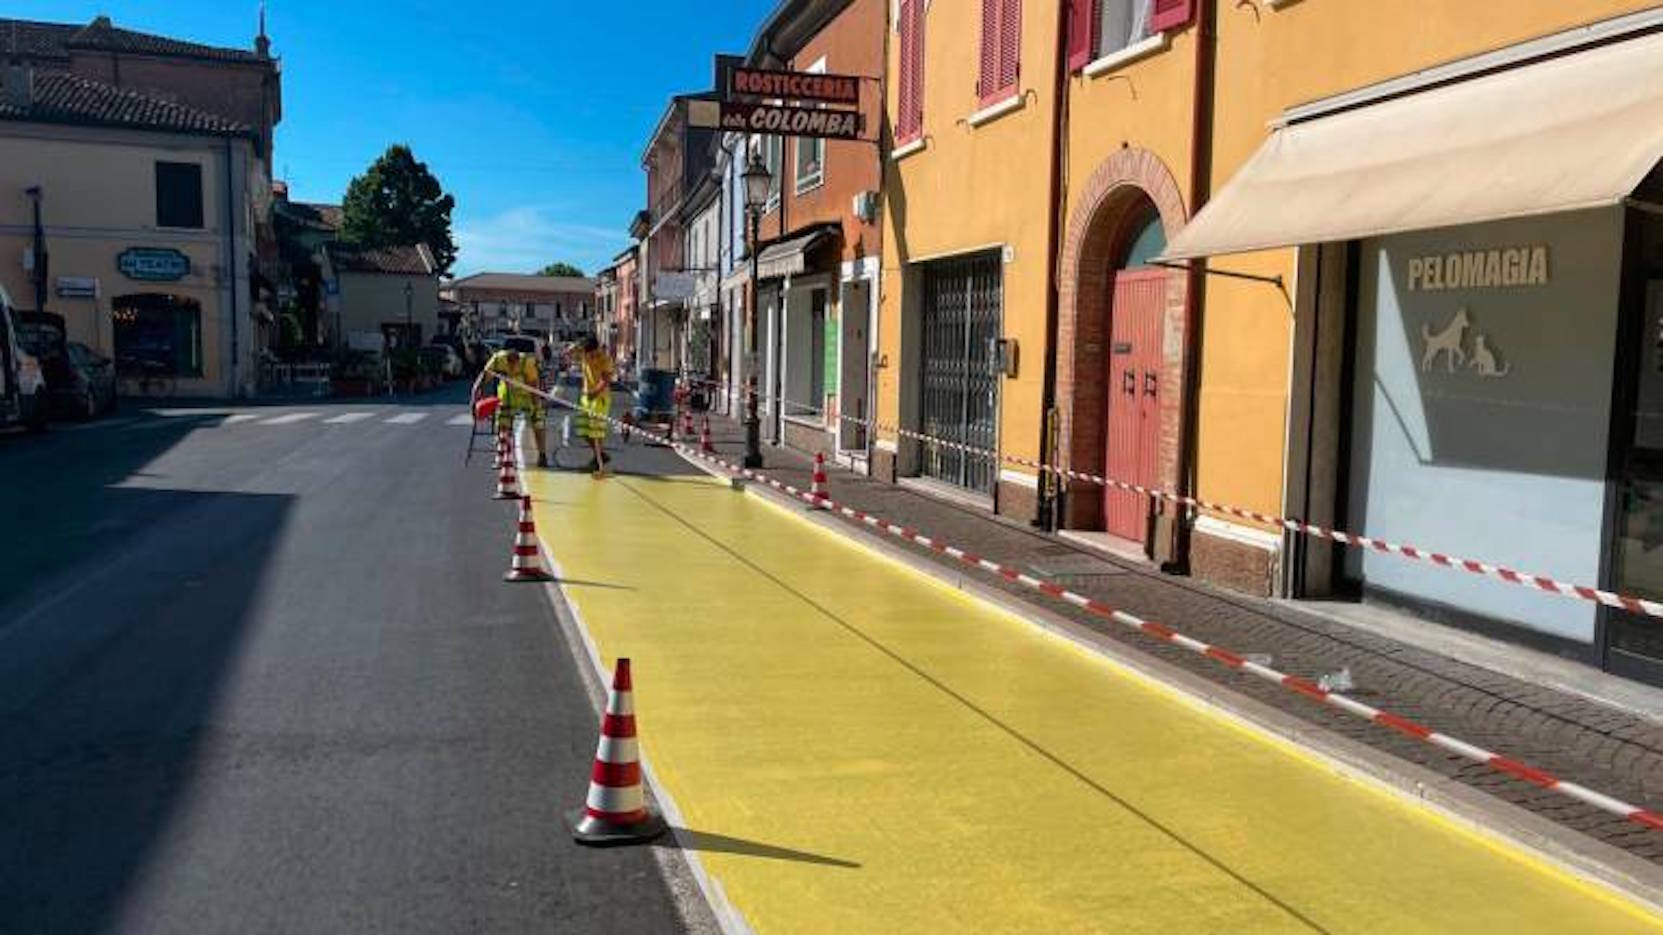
[[1055, 148, 1190, 538]]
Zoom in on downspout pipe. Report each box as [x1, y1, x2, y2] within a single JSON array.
[[1170, 0, 1217, 571], [1036, 0, 1073, 531], [225, 135, 241, 399]]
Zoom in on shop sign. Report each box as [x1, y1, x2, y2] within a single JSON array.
[[1407, 245, 1548, 292], [717, 101, 863, 140], [55, 276, 98, 298], [117, 247, 191, 282], [729, 66, 861, 106]]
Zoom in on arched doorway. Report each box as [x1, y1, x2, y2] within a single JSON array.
[[1101, 207, 1167, 542], [1056, 147, 1190, 554]]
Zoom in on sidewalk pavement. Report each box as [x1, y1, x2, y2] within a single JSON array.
[[690, 409, 1663, 866]]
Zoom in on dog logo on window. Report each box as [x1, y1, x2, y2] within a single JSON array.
[[1420, 307, 1510, 379]]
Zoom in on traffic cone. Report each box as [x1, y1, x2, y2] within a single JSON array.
[[493, 455, 520, 500], [504, 495, 554, 582], [810, 452, 828, 508], [682, 406, 694, 441], [700, 417, 715, 454], [620, 412, 634, 444], [495, 427, 510, 469], [570, 658, 667, 845]]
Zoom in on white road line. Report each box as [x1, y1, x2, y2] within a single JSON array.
[[385, 413, 427, 425], [222, 414, 262, 425], [446, 414, 474, 426], [259, 412, 321, 425], [323, 412, 374, 424]]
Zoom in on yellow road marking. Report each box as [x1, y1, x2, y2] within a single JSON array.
[[527, 468, 1663, 934]]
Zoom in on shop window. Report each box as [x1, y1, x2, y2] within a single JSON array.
[[113, 294, 203, 377], [155, 161, 204, 229]]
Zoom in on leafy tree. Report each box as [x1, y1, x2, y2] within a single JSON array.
[[341, 144, 457, 273], [537, 261, 586, 277]]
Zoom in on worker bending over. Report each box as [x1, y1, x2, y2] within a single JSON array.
[[472, 345, 548, 468]]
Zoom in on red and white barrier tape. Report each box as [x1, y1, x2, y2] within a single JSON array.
[[677, 375, 1663, 621], [507, 377, 1663, 834]]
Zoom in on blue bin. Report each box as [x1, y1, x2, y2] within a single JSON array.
[[633, 369, 676, 419]]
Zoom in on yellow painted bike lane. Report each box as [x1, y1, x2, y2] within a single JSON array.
[[526, 468, 1661, 934]]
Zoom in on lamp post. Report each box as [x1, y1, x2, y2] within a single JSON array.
[[741, 150, 771, 469], [403, 280, 414, 346]]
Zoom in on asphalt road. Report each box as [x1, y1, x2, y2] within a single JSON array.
[[0, 387, 686, 934]]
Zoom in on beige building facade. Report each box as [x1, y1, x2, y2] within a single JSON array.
[[0, 76, 267, 397]]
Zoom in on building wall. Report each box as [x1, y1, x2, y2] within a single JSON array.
[[335, 272, 440, 341], [68, 52, 279, 156], [0, 122, 258, 396], [878, 0, 1061, 512], [1187, 0, 1661, 578]]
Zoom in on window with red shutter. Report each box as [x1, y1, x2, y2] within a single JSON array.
[[897, 0, 925, 144], [1067, 0, 1097, 72], [978, 0, 1020, 106], [1149, 0, 1194, 33]]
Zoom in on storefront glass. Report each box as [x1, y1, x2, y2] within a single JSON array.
[[112, 294, 203, 377]]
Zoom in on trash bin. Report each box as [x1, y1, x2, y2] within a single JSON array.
[[633, 369, 676, 420]]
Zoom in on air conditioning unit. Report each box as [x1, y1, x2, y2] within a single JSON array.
[[851, 190, 879, 224]]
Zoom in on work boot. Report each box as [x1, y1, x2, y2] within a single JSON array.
[[535, 453, 548, 469]]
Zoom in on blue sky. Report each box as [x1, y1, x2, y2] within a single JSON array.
[[12, 1, 777, 276]]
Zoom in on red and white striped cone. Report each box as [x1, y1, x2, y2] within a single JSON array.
[[620, 412, 634, 444], [495, 428, 510, 469], [810, 452, 828, 509], [700, 417, 715, 454], [570, 658, 667, 845], [504, 495, 554, 582], [681, 406, 694, 440], [493, 454, 520, 500]]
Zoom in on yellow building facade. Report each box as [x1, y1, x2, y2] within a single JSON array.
[[876, 0, 1062, 518], [879, 1, 1663, 680]]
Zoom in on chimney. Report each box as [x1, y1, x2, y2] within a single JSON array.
[[4, 60, 31, 112]]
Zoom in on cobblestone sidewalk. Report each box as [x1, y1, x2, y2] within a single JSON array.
[[680, 408, 1663, 865]]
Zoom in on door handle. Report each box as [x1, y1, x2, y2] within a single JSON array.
[[1144, 372, 1158, 397], [1122, 371, 1136, 395]]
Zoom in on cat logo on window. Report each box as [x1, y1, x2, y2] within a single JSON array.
[[1419, 307, 1511, 379]]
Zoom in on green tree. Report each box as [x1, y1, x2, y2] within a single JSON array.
[[536, 261, 586, 277], [341, 144, 458, 273]]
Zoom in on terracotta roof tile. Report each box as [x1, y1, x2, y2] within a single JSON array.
[[0, 70, 251, 135]]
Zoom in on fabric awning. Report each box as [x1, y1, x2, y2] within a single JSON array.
[[1160, 28, 1663, 261], [756, 227, 832, 280]]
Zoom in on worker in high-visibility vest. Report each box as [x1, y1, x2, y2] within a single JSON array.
[[575, 336, 615, 478], [472, 346, 548, 468]]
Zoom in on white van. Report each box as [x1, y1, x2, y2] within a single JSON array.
[[0, 285, 49, 431]]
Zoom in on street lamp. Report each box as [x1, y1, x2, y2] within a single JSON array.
[[741, 149, 772, 469], [403, 280, 414, 346]]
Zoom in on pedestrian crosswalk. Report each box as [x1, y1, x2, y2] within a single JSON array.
[[132, 406, 480, 431]]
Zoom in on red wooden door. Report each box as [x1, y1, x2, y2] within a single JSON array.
[[1103, 269, 1166, 542]]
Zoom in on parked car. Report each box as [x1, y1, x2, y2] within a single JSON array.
[[54, 343, 117, 418], [17, 311, 113, 419], [0, 288, 48, 431], [421, 344, 463, 379]]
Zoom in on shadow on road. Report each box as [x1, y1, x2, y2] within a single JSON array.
[[658, 828, 861, 869], [0, 420, 295, 930]]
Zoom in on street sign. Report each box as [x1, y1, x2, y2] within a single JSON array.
[[693, 100, 863, 140], [117, 247, 190, 282], [729, 66, 861, 105]]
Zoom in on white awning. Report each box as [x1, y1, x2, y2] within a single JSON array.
[[1160, 27, 1663, 261], [756, 228, 832, 280]]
